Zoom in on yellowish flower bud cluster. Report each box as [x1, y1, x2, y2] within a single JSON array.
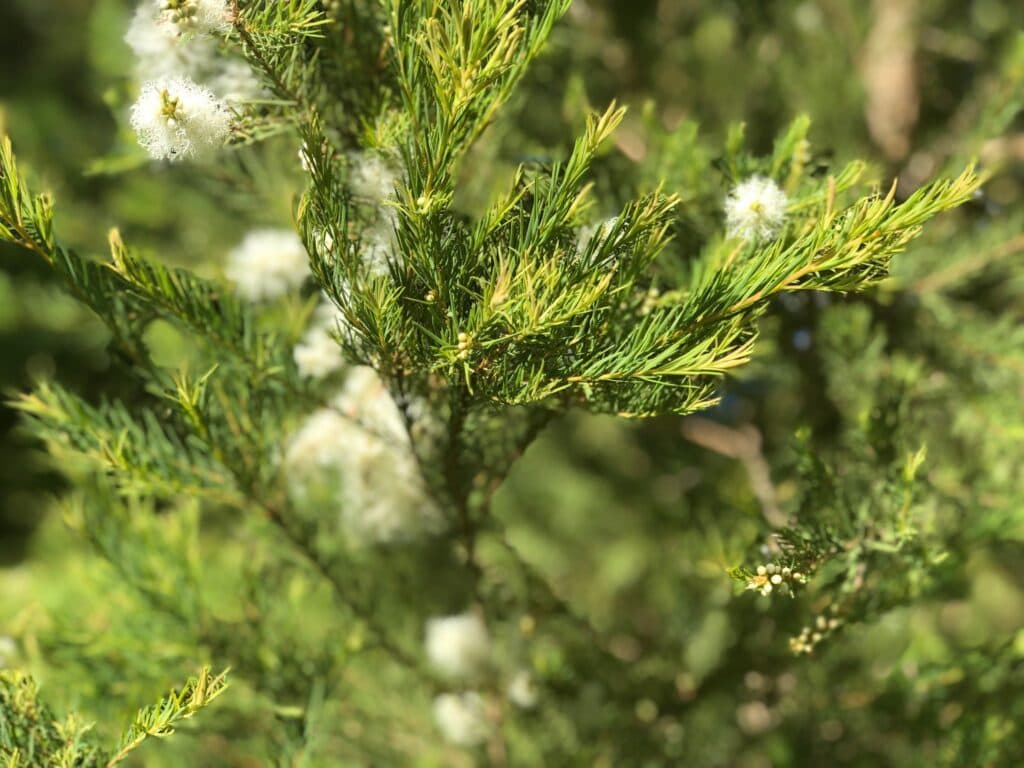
[[745, 563, 807, 597], [789, 608, 844, 654]]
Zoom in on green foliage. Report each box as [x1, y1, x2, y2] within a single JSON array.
[[0, 668, 227, 768], [1, 670, 105, 768], [106, 667, 229, 767], [0, 0, 1022, 766]]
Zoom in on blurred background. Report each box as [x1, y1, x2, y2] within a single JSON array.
[[1, 1, 1023, 765]]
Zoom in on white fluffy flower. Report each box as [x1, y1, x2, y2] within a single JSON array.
[[294, 326, 344, 380], [425, 612, 492, 679], [433, 692, 490, 747], [226, 229, 309, 301], [294, 300, 349, 380], [281, 408, 347, 469], [507, 669, 539, 709], [156, 0, 231, 36], [405, 393, 445, 445], [284, 366, 442, 544], [130, 76, 232, 161], [333, 365, 407, 443], [126, 3, 256, 101], [361, 230, 396, 278], [125, 3, 217, 79], [724, 176, 789, 242], [208, 58, 265, 102], [348, 152, 400, 201]]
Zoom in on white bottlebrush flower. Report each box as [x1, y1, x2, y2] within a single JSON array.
[[281, 408, 347, 469], [207, 58, 265, 102], [294, 299, 349, 380], [126, 3, 254, 101], [226, 229, 309, 301], [425, 612, 492, 679], [156, 0, 231, 36], [507, 669, 539, 709], [361, 229, 395, 278], [130, 76, 232, 161], [348, 152, 400, 202], [294, 325, 344, 380], [405, 393, 445, 445], [724, 175, 789, 242], [333, 365, 408, 443], [125, 3, 216, 79], [433, 692, 490, 747], [284, 366, 442, 545]]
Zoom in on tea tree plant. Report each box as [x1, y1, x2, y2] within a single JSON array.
[[2, 1, 1013, 765]]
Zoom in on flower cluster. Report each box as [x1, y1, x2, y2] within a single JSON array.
[[125, 0, 262, 160], [506, 669, 539, 710], [426, 612, 492, 680], [348, 152, 400, 202], [225, 229, 309, 302], [433, 692, 490, 747], [425, 611, 540, 748], [789, 608, 844, 654], [426, 612, 492, 746], [129, 77, 232, 162], [125, 2, 214, 79], [724, 175, 789, 242], [293, 300, 348, 380], [345, 152, 403, 275], [155, 0, 231, 36], [456, 332, 474, 361], [283, 367, 442, 545], [744, 563, 807, 597]]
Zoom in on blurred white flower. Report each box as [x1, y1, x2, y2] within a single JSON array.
[[125, 3, 217, 79], [405, 393, 445, 446], [433, 692, 490, 747], [361, 230, 395, 278], [332, 365, 407, 443], [130, 76, 232, 161], [348, 152, 400, 201], [724, 176, 789, 242], [226, 229, 309, 301], [207, 58, 265, 102], [156, 0, 231, 36], [0, 636, 17, 668], [127, 2, 257, 105], [507, 669, 539, 709], [282, 408, 347, 468], [294, 300, 348, 380], [284, 366, 442, 544], [425, 612, 491, 679], [294, 326, 344, 380]]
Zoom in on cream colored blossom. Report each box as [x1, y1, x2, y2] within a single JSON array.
[[425, 612, 491, 679], [433, 692, 490, 747], [130, 76, 232, 161], [725, 176, 789, 242], [226, 229, 308, 301]]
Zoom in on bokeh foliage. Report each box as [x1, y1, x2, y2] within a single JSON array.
[[1, 1, 1023, 766]]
